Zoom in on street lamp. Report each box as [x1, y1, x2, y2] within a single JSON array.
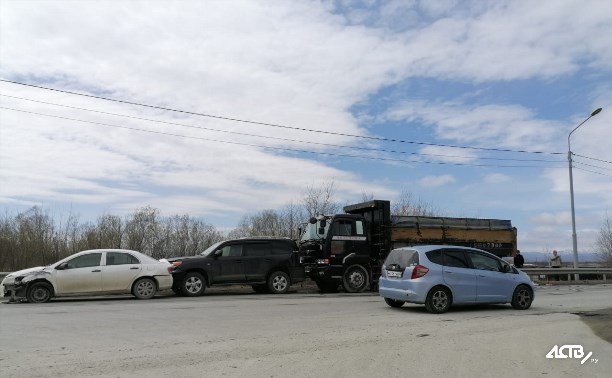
[[567, 107, 602, 269]]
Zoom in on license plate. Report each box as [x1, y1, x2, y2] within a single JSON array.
[[387, 270, 402, 278]]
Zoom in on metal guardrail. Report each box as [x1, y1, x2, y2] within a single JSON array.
[[520, 268, 612, 282]]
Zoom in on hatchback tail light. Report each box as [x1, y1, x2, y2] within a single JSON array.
[[411, 265, 429, 279]]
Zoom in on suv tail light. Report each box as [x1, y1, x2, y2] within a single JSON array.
[[411, 265, 429, 279]]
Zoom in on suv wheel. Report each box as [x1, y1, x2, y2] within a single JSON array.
[[268, 271, 290, 294], [342, 265, 369, 293], [181, 272, 206, 296], [425, 286, 452, 314]]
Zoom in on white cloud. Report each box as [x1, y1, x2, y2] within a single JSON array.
[[419, 174, 455, 188], [484, 173, 511, 184]]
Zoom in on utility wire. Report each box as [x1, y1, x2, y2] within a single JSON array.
[[573, 153, 612, 165], [0, 106, 568, 169], [573, 167, 612, 178], [0, 79, 565, 155], [0, 94, 565, 164], [573, 161, 612, 172]]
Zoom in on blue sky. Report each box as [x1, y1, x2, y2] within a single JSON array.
[[1, 0, 611, 258]]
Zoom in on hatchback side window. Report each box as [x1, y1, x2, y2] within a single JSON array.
[[246, 243, 268, 257], [443, 250, 470, 268], [64, 253, 102, 269], [470, 253, 502, 272], [220, 244, 243, 257], [426, 250, 444, 265]]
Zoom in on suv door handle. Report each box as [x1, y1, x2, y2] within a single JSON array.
[[91, 269, 101, 272], [130, 267, 139, 270]]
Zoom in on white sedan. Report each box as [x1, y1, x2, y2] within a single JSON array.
[[1, 249, 173, 303]]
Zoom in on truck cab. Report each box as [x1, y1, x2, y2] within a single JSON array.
[[299, 214, 372, 292]]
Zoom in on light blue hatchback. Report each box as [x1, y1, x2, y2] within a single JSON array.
[[379, 245, 534, 313]]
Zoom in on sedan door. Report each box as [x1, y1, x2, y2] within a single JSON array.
[[468, 252, 516, 303], [102, 252, 142, 292], [54, 252, 103, 294]]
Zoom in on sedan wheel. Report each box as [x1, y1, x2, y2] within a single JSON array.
[[26, 282, 53, 303], [182, 272, 206, 296], [268, 271, 290, 294], [511, 285, 533, 310], [133, 278, 157, 300], [425, 286, 452, 314]]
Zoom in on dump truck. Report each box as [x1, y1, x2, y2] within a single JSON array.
[[298, 200, 517, 293]]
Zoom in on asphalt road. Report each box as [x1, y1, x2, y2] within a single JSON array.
[[1, 284, 611, 378]]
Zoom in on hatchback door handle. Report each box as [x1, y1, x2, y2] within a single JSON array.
[[130, 267, 139, 270], [91, 269, 101, 272]]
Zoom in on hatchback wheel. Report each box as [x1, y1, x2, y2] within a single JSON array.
[[511, 285, 533, 310], [26, 282, 53, 303], [425, 286, 452, 314], [384, 298, 405, 308], [133, 278, 157, 300], [268, 271, 290, 294], [182, 272, 206, 296]]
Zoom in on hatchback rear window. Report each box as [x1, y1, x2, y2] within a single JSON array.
[[385, 249, 419, 268]]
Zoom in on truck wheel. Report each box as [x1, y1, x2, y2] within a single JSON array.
[[342, 265, 369, 293], [26, 282, 53, 303], [181, 272, 206, 296], [268, 271, 290, 294], [315, 280, 339, 293]]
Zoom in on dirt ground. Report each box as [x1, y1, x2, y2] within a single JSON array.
[[577, 308, 612, 343]]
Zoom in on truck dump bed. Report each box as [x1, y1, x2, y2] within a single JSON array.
[[391, 216, 517, 257]]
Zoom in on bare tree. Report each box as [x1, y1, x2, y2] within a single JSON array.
[[302, 180, 341, 217], [596, 217, 612, 266], [392, 189, 440, 217]]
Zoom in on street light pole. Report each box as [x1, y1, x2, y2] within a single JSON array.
[[567, 107, 602, 269]]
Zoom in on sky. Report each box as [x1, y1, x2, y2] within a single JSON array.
[[1, 0, 611, 258]]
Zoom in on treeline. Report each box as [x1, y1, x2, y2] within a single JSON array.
[[0, 184, 441, 271], [0, 206, 224, 271]]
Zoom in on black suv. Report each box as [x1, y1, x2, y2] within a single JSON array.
[[170, 238, 305, 296]]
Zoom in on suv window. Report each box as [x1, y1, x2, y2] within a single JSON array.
[[469, 252, 502, 272], [271, 241, 292, 255], [220, 244, 243, 257], [106, 252, 140, 265], [246, 243, 269, 257], [385, 249, 419, 268]]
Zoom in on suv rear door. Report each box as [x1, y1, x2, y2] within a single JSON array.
[[243, 241, 272, 283]]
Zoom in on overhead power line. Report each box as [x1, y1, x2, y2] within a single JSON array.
[[573, 153, 612, 165], [0, 106, 568, 169], [0, 78, 564, 155], [0, 94, 565, 164], [573, 167, 612, 178]]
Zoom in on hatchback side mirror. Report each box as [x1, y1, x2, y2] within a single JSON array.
[[56, 262, 68, 270]]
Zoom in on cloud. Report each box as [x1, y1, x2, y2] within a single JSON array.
[[484, 173, 511, 184], [419, 174, 456, 188]]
